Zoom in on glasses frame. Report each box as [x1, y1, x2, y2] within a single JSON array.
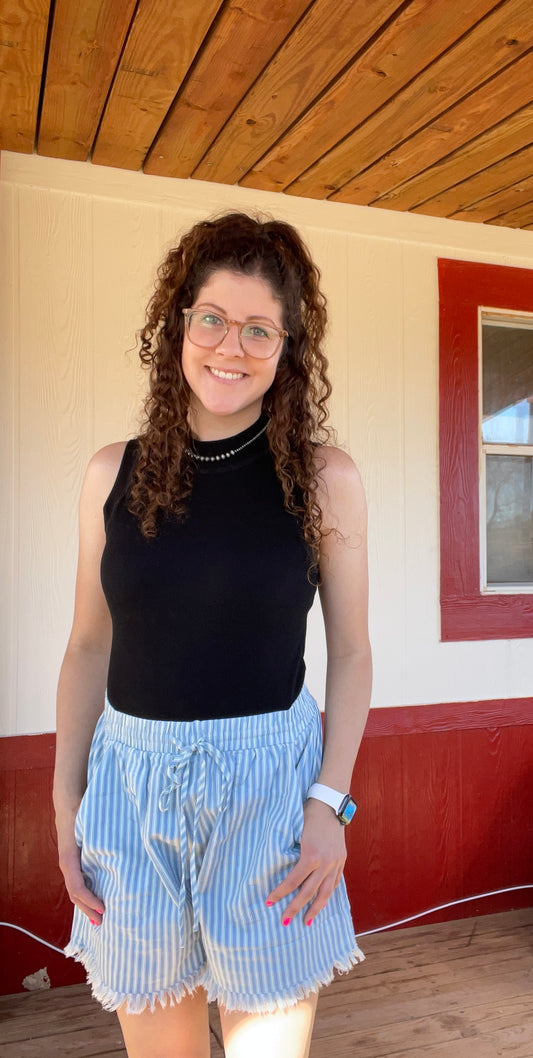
[[182, 308, 288, 360]]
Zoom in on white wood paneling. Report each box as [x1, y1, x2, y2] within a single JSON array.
[[91, 198, 162, 450], [16, 187, 93, 733], [1, 152, 533, 735], [345, 235, 406, 706]]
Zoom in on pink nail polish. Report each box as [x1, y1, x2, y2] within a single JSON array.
[[306, 918, 314, 927], [265, 900, 274, 907], [90, 918, 98, 926], [96, 908, 104, 914], [283, 917, 291, 926]]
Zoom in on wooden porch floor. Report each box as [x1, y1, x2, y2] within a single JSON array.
[[0, 909, 532, 1057]]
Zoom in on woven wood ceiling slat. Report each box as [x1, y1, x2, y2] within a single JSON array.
[[381, 102, 533, 213], [239, 0, 501, 193], [91, 0, 224, 171], [286, 0, 533, 200], [326, 50, 533, 208], [38, 0, 137, 161], [191, 0, 404, 185], [0, 0, 50, 153], [143, 0, 310, 179]]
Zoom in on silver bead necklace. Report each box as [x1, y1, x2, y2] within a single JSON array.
[[186, 422, 268, 463]]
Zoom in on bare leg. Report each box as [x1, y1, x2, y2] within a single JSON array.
[[220, 990, 319, 1058], [117, 987, 210, 1058]]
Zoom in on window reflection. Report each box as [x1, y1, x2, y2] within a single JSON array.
[[481, 322, 533, 445], [486, 455, 533, 585]]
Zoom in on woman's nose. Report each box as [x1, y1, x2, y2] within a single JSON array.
[[215, 321, 244, 356]]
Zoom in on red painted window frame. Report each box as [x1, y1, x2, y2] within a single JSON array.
[[438, 257, 533, 641]]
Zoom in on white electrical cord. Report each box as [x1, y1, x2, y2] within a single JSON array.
[[356, 884, 533, 936], [1, 884, 532, 954]]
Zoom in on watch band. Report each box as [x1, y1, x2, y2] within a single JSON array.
[[307, 782, 345, 814]]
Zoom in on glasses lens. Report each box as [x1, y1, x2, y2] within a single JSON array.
[[240, 323, 280, 359], [187, 311, 227, 347]]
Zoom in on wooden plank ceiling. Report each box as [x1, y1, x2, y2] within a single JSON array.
[[1, 0, 533, 229]]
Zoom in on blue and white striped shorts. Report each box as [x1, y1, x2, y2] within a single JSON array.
[[65, 685, 364, 1014]]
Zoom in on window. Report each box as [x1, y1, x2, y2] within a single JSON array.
[[438, 259, 533, 641], [480, 315, 533, 592]]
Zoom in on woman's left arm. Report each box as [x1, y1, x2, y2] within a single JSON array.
[[266, 446, 372, 925]]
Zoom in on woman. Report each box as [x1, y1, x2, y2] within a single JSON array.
[[54, 212, 372, 1058]]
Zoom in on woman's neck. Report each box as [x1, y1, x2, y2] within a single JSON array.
[[188, 404, 264, 442]]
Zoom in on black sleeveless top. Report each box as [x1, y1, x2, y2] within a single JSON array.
[[100, 416, 317, 720]]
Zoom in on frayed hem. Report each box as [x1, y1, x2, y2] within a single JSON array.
[[202, 944, 366, 1015], [64, 941, 202, 1014], [64, 939, 365, 1016]]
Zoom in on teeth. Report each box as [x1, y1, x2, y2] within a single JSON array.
[[209, 367, 245, 380]]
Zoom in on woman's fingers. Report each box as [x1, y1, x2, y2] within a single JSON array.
[[266, 854, 319, 906], [266, 853, 343, 924], [265, 800, 347, 924], [281, 867, 338, 924], [60, 849, 105, 924]]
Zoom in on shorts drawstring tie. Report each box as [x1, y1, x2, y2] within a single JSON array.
[[157, 739, 232, 940]]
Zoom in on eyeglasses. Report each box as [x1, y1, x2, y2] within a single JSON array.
[[182, 308, 288, 360]]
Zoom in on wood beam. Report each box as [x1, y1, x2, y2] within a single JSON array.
[[38, 0, 137, 161], [0, 0, 50, 153], [286, 0, 533, 201], [92, 0, 224, 171], [239, 0, 500, 193], [144, 0, 310, 179], [191, 0, 404, 185], [319, 50, 533, 208]]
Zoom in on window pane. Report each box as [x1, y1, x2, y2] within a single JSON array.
[[486, 454, 533, 585], [482, 322, 533, 444]]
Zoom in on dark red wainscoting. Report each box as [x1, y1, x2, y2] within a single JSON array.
[[1, 700, 532, 995]]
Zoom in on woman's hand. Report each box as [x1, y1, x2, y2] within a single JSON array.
[[57, 816, 105, 926], [265, 797, 347, 926]]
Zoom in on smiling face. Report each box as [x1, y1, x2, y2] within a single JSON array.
[[181, 268, 285, 440]]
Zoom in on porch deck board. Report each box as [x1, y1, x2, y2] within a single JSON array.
[[0, 909, 531, 1057]]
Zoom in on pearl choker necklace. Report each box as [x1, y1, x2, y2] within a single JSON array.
[[186, 422, 268, 463]]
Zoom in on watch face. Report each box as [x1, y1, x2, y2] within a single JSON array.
[[338, 796, 357, 825]]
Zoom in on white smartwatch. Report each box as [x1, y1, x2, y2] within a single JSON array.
[[307, 782, 357, 826]]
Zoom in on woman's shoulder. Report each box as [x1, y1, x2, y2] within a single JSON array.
[[313, 443, 363, 487], [88, 440, 130, 478], [313, 444, 366, 527], [82, 441, 133, 506]]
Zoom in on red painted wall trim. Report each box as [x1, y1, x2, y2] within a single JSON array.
[[3, 696, 532, 767], [438, 257, 533, 641], [0, 732, 55, 770], [364, 697, 533, 736]]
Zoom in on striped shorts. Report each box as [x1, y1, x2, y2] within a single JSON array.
[[65, 685, 364, 1014]]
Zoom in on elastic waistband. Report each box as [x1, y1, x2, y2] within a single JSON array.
[[103, 685, 319, 753]]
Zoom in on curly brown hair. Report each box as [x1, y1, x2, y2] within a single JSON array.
[[128, 211, 333, 565]]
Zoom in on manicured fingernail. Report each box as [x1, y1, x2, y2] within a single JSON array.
[[265, 900, 274, 907], [306, 918, 314, 926], [283, 917, 291, 926], [90, 919, 98, 926], [96, 908, 104, 914]]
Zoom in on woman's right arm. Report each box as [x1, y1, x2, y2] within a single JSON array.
[[53, 442, 126, 925]]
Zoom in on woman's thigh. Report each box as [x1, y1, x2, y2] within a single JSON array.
[[116, 987, 210, 1058], [219, 991, 318, 1058]]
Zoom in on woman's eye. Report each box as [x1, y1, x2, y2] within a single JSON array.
[[243, 324, 270, 340], [199, 313, 224, 327]]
